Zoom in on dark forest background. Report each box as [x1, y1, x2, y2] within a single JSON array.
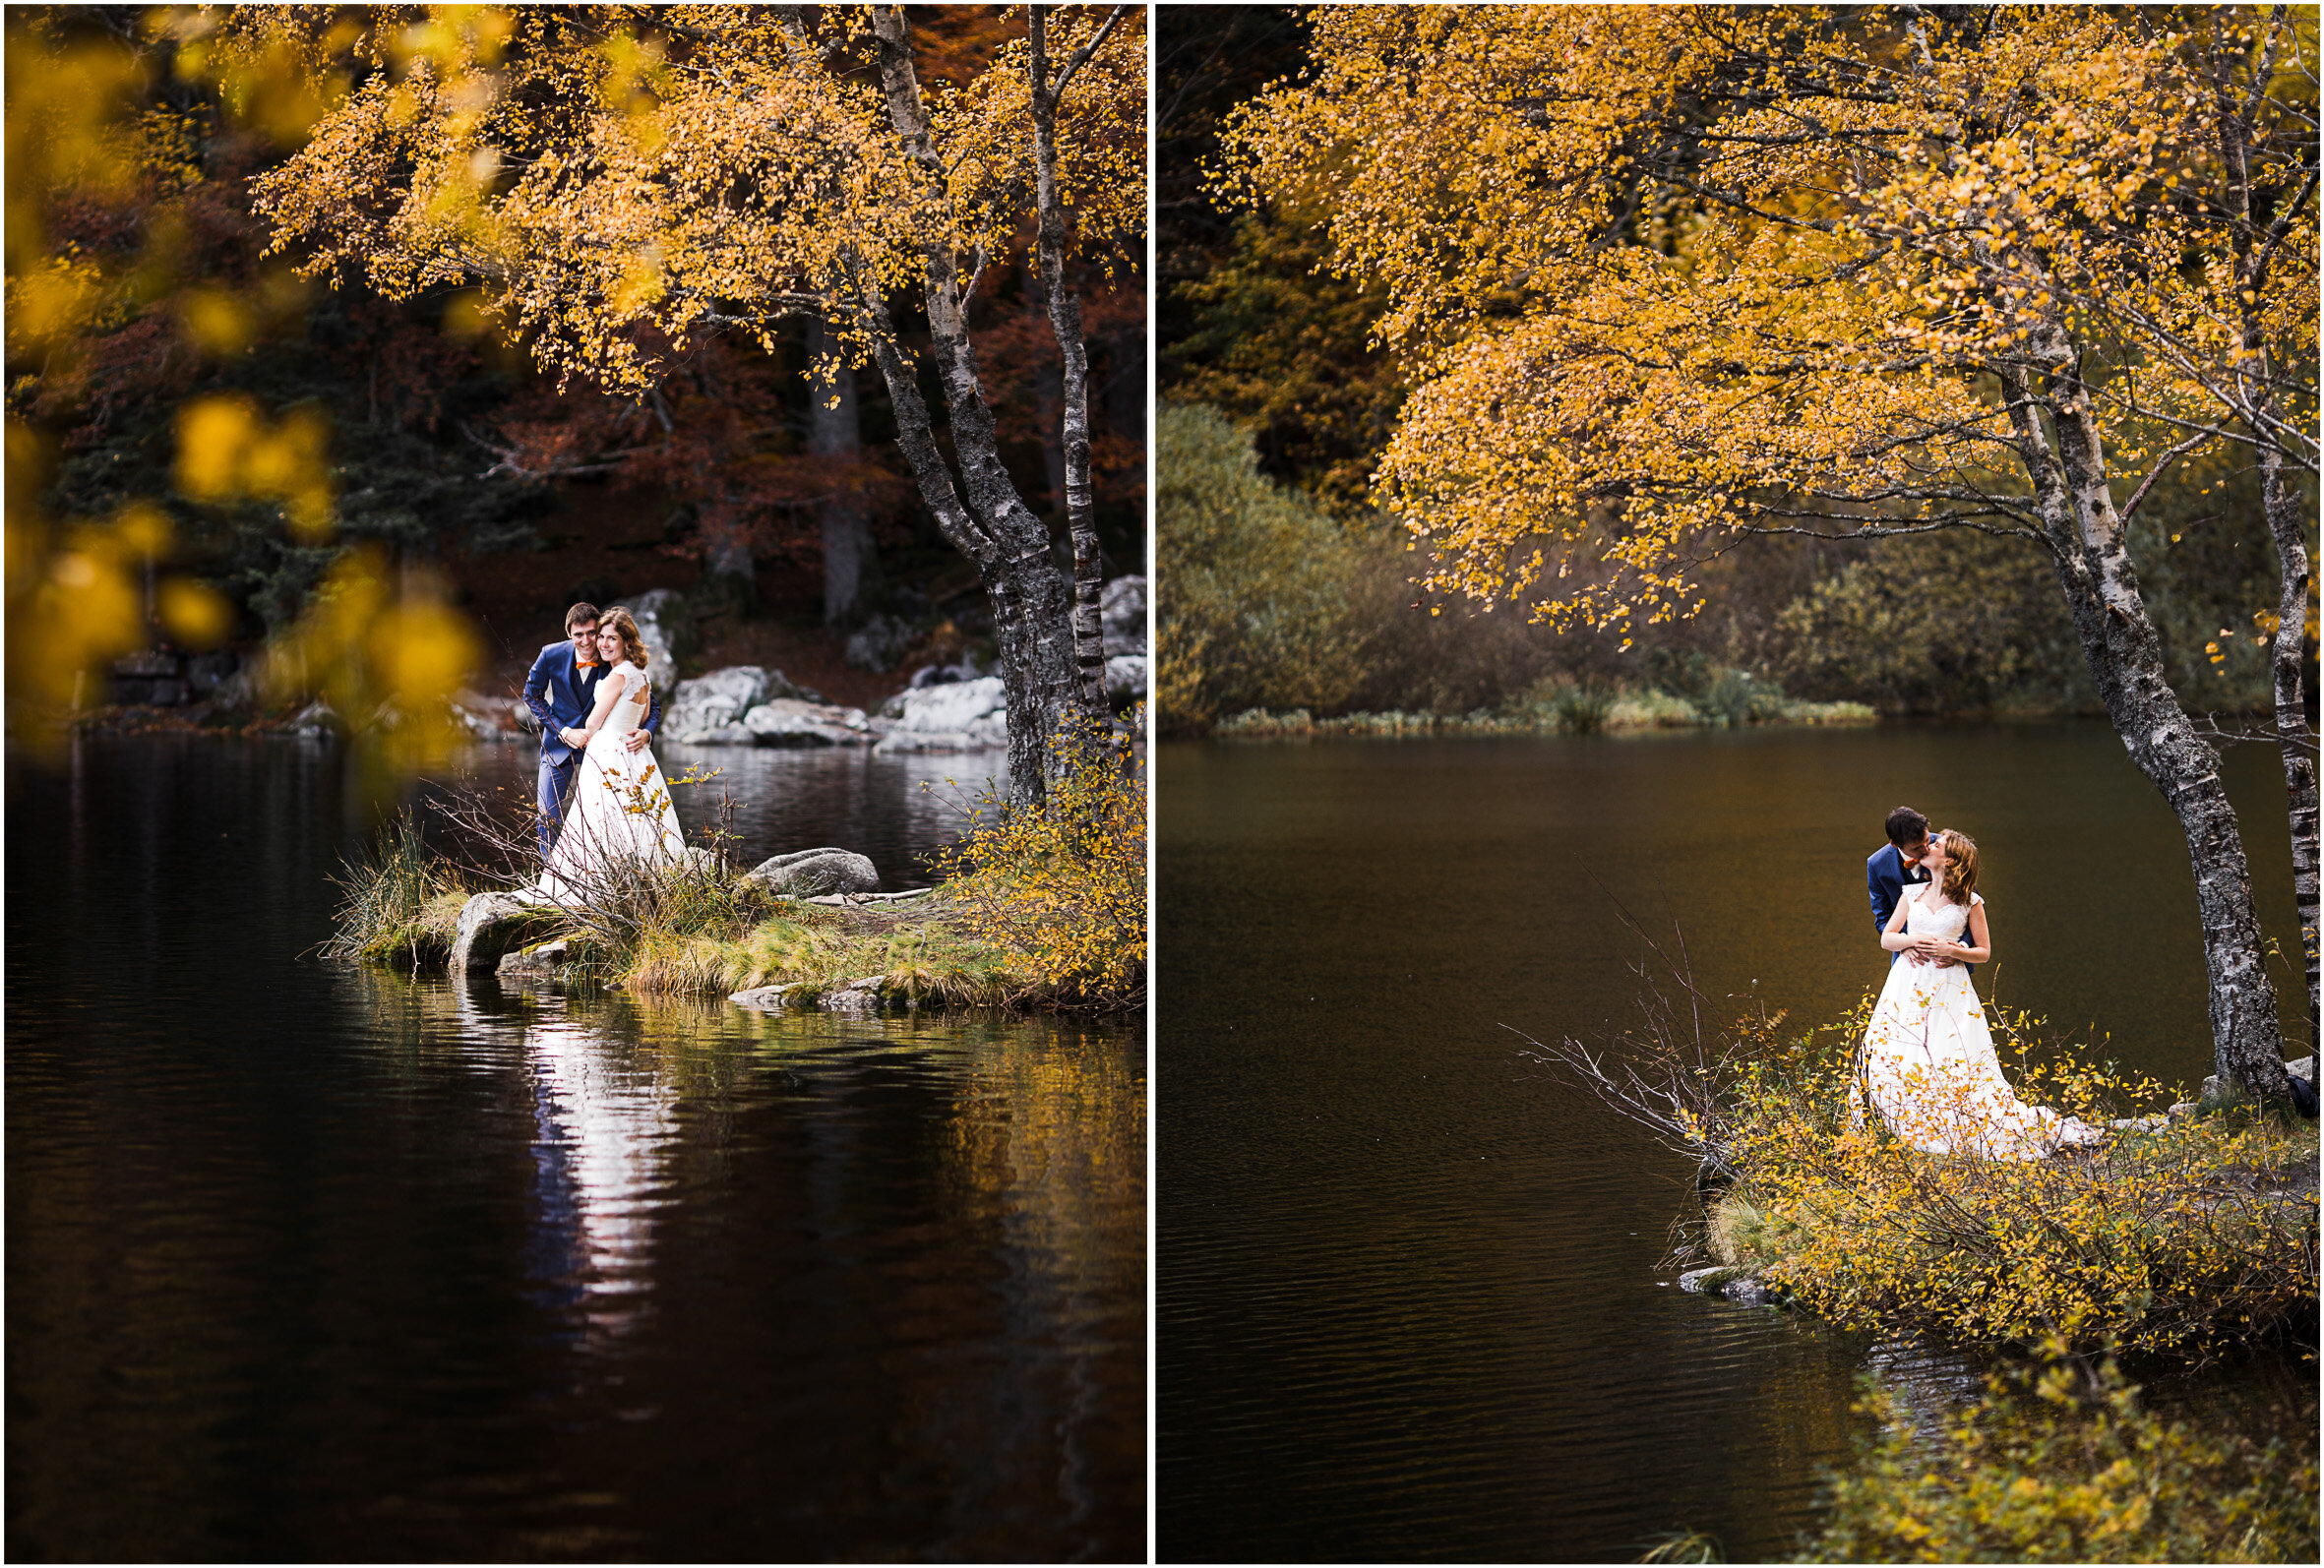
[[11, 7, 1145, 710], [1154, 5, 2301, 736]]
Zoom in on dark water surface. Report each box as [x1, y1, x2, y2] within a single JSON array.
[[1158, 722, 2310, 1563], [8, 735, 1143, 1562]]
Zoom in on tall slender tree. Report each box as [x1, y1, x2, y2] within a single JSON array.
[[805, 313, 880, 627]]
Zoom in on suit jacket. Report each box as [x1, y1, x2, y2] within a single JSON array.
[[1868, 841, 1971, 972], [523, 642, 661, 765]]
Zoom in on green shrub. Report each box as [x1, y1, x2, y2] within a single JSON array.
[[1771, 531, 2098, 715], [1156, 404, 1371, 731]]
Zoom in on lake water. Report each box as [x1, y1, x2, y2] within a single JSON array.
[[7, 734, 1144, 1562], [1157, 721, 2312, 1563]]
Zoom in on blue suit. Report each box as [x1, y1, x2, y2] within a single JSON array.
[[1868, 842, 1971, 973], [522, 641, 662, 857]]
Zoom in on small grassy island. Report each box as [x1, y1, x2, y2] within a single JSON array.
[[1537, 991, 2319, 1564], [330, 732, 1145, 1015]]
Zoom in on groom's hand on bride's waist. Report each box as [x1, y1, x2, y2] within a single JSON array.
[[621, 728, 649, 753]]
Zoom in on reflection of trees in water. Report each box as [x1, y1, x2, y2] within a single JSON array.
[[633, 1001, 1146, 1555], [1860, 1336, 2318, 1478], [912, 1019, 1147, 1549], [343, 971, 1141, 1555], [1860, 1340, 1988, 1458]]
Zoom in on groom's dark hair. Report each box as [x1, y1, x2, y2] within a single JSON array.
[[1884, 806, 1929, 846], [565, 602, 601, 633]]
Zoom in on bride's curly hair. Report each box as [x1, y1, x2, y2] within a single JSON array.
[[599, 607, 649, 670], [1935, 828, 1979, 905]]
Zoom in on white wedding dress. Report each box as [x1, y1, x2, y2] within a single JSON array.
[[1860, 889, 2103, 1160], [534, 664, 686, 906]]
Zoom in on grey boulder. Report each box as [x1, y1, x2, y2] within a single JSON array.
[[289, 698, 342, 738], [904, 649, 986, 692], [874, 675, 1008, 754], [1102, 574, 1146, 656], [741, 848, 880, 896], [451, 891, 550, 976], [662, 666, 823, 743], [1678, 1266, 1776, 1306], [498, 936, 577, 984], [1104, 653, 1147, 707], [742, 698, 876, 748], [820, 979, 885, 1015]]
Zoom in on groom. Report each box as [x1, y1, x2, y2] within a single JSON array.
[[522, 601, 662, 858], [1866, 805, 1961, 970]]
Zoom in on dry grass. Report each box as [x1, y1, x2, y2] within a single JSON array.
[[619, 893, 1027, 1007]]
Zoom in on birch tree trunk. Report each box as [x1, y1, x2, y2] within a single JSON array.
[[1027, 267, 1070, 515], [861, 8, 1099, 803], [2002, 364, 2293, 1098], [1030, 5, 1116, 713], [2212, 26, 2322, 1055], [806, 315, 881, 628], [2257, 443, 2320, 1055]]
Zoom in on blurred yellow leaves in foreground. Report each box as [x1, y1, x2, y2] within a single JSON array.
[[262, 546, 482, 775], [8, 484, 178, 722], [7, 11, 488, 782], [173, 393, 335, 537]]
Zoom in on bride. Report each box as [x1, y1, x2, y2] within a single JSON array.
[[1860, 828, 2103, 1160], [531, 607, 686, 906]]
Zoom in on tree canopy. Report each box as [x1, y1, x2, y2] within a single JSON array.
[[199, 3, 1147, 799], [1228, 5, 2314, 635], [1228, 4, 2319, 1085]]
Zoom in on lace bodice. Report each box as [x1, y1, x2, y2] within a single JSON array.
[[1903, 887, 1980, 942], [603, 664, 648, 719]]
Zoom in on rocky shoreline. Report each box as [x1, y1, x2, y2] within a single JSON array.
[[442, 843, 990, 1016], [56, 576, 1149, 755]]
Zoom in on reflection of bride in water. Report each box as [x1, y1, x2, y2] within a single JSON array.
[[526, 1013, 678, 1335], [451, 981, 676, 1341]]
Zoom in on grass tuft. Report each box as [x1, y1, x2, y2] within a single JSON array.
[[326, 809, 473, 968]]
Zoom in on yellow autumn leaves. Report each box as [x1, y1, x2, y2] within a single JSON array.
[[6, 10, 484, 763], [936, 713, 1147, 1008], [234, 6, 1144, 395], [1223, 7, 2316, 633], [1708, 1000, 2315, 1357]]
